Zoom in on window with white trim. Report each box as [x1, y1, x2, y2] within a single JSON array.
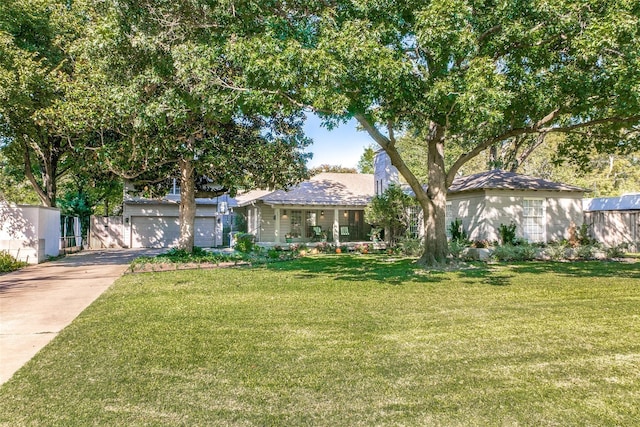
[[169, 179, 180, 195], [523, 199, 545, 242], [445, 202, 453, 238], [290, 210, 303, 238], [407, 205, 421, 238]]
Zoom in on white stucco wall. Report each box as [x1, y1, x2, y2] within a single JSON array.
[[0, 204, 60, 263], [450, 190, 583, 243]]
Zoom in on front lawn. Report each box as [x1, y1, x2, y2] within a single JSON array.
[[1, 256, 639, 426]]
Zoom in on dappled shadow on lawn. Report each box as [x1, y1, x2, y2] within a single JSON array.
[[453, 268, 515, 286], [267, 255, 450, 285], [266, 256, 639, 287], [509, 260, 640, 280]]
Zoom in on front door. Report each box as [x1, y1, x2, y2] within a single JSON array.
[[347, 211, 370, 241]]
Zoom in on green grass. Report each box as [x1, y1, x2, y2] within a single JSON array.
[[1, 256, 639, 426]]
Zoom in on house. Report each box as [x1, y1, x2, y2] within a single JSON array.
[[97, 151, 586, 249], [583, 194, 640, 251], [235, 173, 374, 244], [89, 180, 236, 249], [445, 170, 586, 243], [375, 150, 586, 244]]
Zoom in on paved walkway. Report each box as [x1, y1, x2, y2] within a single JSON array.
[[0, 249, 160, 385]]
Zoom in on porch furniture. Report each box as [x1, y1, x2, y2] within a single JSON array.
[[310, 226, 325, 241], [340, 226, 350, 242]]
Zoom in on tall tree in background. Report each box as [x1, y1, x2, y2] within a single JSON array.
[[357, 145, 376, 174], [80, 0, 312, 251], [309, 164, 357, 175], [0, 0, 87, 207], [240, 0, 640, 265]]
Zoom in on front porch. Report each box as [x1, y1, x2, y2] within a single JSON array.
[[271, 207, 372, 245]]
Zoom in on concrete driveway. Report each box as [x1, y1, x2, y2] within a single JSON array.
[[0, 248, 161, 385]]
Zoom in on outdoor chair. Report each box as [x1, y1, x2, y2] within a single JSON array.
[[310, 226, 324, 241], [340, 226, 350, 242]]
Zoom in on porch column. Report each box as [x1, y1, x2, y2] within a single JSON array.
[[333, 208, 340, 244], [275, 207, 281, 243]]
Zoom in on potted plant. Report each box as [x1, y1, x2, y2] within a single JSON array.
[[285, 233, 293, 243]]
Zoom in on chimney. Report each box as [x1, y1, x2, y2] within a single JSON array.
[[373, 149, 399, 195]]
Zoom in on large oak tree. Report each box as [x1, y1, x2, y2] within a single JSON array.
[[0, 0, 87, 207], [239, 0, 640, 265], [80, 0, 312, 250]]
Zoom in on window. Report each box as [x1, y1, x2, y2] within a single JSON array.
[[169, 179, 180, 195], [407, 205, 421, 238], [523, 199, 545, 242], [290, 210, 303, 238], [445, 202, 453, 238], [305, 211, 317, 237]]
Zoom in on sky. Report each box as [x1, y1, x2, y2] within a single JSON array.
[[302, 114, 375, 169]]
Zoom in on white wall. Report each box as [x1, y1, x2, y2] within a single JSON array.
[[0, 204, 60, 264], [446, 190, 584, 243]]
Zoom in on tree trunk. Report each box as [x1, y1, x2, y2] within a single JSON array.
[[355, 114, 450, 266], [22, 139, 53, 207], [178, 157, 196, 252], [417, 123, 449, 266]]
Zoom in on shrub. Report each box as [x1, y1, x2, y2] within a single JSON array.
[[498, 222, 518, 245], [448, 218, 468, 243], [0, 251, 27, 273], [398, 236, 423, 257], [575, 244, 598, 260], [448, 240, 468, 260], [267, 249, 281, 259], [234, 233, 255, 253], [543, 241, 569, 261], [578, 223, 596, 246], [354, 243, 371, 254], [492, 243, 537, 262], [315, 241, 335, 254], [605, 243, 628, 259]]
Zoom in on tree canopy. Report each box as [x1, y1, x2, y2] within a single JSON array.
[[238, 0, 640, 264], [0, 0, 86, 207], [74, 0, 313, 250]]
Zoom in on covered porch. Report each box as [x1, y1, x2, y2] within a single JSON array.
[[271, 206, 371, 244]]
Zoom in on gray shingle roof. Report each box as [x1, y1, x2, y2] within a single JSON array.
[[449, 170, 586, 193], [237, 173, 374, 207], [583, 194, 640, 212]]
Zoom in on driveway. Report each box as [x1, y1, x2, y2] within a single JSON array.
[[0, 248, 161, 385]]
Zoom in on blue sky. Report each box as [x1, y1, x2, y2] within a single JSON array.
[[303, 114, 375, 169]]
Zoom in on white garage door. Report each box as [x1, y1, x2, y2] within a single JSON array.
[[194, 217, 216, 248], [131, 216, 218, 248], [131, 216, 180, 248]]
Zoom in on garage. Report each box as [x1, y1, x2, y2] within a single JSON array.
[[194, 217, 217, 247], [130, 216, 219, 248], [130, 216, 180, 248]]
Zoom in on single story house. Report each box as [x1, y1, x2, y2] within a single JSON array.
[[235, 173, 374, 245], [445, 170, 586, 243], [97, 151, 587, 249], [375, 150, 586, 244], [583, 194, 639, 251]]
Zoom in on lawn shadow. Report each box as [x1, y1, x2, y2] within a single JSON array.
[[265, 256, 638, 287], [266, 255, 524, 286], [451, 266, 515, 286], [268, 255, 449, 285], [509, 260, 640, 280]]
